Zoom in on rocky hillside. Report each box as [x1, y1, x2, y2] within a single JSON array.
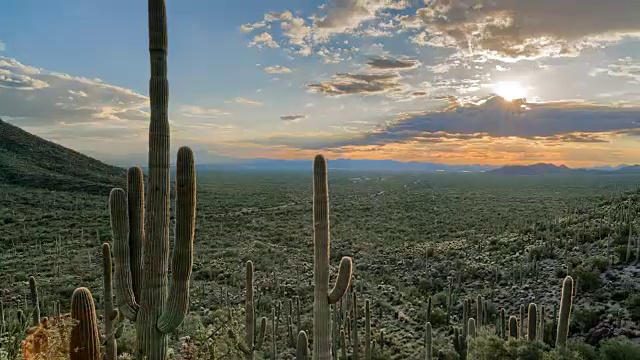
[[0, 119, 125, 194]]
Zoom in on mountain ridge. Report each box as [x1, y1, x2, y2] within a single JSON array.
[[0, 119, 126, 194]]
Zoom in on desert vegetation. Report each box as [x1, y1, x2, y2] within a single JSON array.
[[1, 0, 640, 359]]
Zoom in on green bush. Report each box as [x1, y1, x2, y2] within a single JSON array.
[[599, 337, 640, 360]]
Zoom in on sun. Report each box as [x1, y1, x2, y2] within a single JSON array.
[[493, 81, 527, 101]]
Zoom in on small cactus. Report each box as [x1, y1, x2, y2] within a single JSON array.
[[528, 303, 537, 341], [28, 276, 40, 327], [425, 321, 432, 360], [468, 318, 477, 338], [69, 287, 100, 360], [297, 330, 310, 360], [499, 309, 506, 340], [556, 276, 574, 349], [237, 260, 267, 359], [508, 316, 518, 339], [365, 299, 371, 360]]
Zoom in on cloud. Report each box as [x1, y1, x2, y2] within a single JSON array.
[[179, 105, 230, 119], [313, 0, 395, 37], [0, 56, 149, 127], [411, 0, 640, 61], [263, 65, 293, 74], [319, 96, 640, 148], [231, 97, 263, 107], [265, 11, 293, 22], [240, 21, 267, 33], [249, 32, 279, 48], [280, 114, 307, 122], [307, 72, 405, 96], [590, 57, 640, 84], [366, 56, 420, 70]]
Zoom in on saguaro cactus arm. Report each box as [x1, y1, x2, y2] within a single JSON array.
[[328, 257, 353, 304], [109, 188, 139, 322], [158, 147, 196, 333]]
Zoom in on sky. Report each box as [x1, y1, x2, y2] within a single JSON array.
[[1, 0, 640, 167]]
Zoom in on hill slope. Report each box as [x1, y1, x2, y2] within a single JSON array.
[[0, 119, 126, 194]]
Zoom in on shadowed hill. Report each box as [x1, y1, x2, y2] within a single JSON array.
[[0, 119, 126, 194]]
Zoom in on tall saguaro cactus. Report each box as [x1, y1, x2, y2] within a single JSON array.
[[556, 276, 574, 349], [236, 260, 267, 359], [312, 154, 353, 360], [109, 2, 197, 358]]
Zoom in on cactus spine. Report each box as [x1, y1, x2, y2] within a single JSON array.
[[28, 276, 40, 326], [107, 1, 197, 358], [69, 287, 100, 360], [312, 155, 354, 360], [528, 303, 537, 341], [556, 276, 574, 349], [425, 321, 432, 360]]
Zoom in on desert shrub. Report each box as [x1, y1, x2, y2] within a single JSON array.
[[570, 307, 601, 334], [626, 294, 640, 322], [567, 340, 597, 360], [572, 266, 600, 293], [598, 337, 640, 360], [587, 256, 609, 272], [467, 331, 548, 360]]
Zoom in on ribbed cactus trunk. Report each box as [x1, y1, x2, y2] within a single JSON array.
[[508, 316, 518, 339], [297, 331, 310, 360], [28, 276, 40, 326], [102, 243, 117, 360], [519, 305, 525, 338], [312, 155, 353, 360], [109, 1, 197, 354], [556, 276, 574, 349], [365, 300, 371, 360], [539, 305, 545, 343], [245, 261, 255, 360], [271, 307, 277, 359], [70, 287, 100, 360], [139, 0, 172, 357], [0, 300, 4, 335], [425, 322, 432, 360], [528, 303, 537, 341], [499, 309, 506, 340]]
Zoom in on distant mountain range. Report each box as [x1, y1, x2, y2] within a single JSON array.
[[193, 158, 496, 173], [488, 163, 640, 175], [2, 118, 639, 191]]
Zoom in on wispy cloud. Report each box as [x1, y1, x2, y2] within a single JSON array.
[[280, 114, 307, 122], [230, 97, 263, 107], [263, 65, 293, 74]]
